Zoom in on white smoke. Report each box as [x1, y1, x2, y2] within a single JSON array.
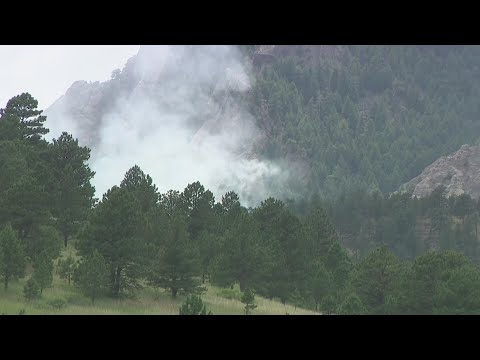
[[45, 45, 292, 206]]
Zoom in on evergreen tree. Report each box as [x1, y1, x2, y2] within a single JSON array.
[[0, 224, 25, 291], [179, 294, 212, 315], [78, 185, 145, 297], [350, 246, 401, 314], [336, 292, 368, 315], [48, 132, 96, 247], [241, 288, 257, 315], [33, 252, 54, 294], [74, 250, 109, 304], [120, 165, 159, 214], [147, 215, 205, 298], [2, 93, 49, 141]]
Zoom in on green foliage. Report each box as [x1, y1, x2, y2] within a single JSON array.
[[0, 223, 25, 291], [1, 93, 49, 141], [147, 215, 205, 298], [0, 175, 50, 240], [336, 292, 368, 315], [308, 264, 335, 311], [33, 252, 54, 294], [179, 294, 212, 315], [320, 295, 337, 315], [120, 165, 159, 214], [57, 255, 78, 286], [5, 83, 480, 315], [26, 225, 62, 263], [78, 185, 145, 297], [48, 297, 67, 310], [404, 251, 472, 314], [48, 132, 96, 247], [211, 211, 265, 292], [74, 250, 109, 304], [23, 277, 41, 301], [350, 246, 401, 314], [249, 46, 480, 199], [216, 285, 243, 301], [241, 288, 257, 315]]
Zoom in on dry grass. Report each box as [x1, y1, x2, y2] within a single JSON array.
[[0, 245, 320, 315]]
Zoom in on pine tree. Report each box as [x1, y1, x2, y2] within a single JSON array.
[[0, 224, 25, 291], [2, 93, 49, 141], [147, 215, 205, 298], [336, 293, 368, 315], [179, 294, 212, 315], [74, 250, 109, 304], [33, 252, 54, 294], [241, 288, 257, 315], [48, 132, 96, 247], [78, 185, 145, 297]]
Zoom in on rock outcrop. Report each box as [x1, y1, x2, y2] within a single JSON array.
[[399, 144, 480, 199]]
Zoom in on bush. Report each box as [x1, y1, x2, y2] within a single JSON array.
[[217, 285, 243, 301], [23, 277, 41, 301], [179, 295, 212, 315], [48, 297, 67, 310]]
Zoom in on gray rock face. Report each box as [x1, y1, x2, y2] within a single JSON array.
[[399, 144, 480, 199], [44, 45, 252, 151], [44, 80, 109, 147]]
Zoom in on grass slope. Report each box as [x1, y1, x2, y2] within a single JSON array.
[[0, 246, 319, 315]]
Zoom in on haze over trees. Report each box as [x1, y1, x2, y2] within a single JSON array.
[[3, 45, 480, 314]]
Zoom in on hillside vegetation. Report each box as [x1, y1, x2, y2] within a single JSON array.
[[4, 45, 480, 315], [248, 45, 480, 198]]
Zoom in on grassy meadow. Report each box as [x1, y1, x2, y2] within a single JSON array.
[[0, 245, 320, 315]]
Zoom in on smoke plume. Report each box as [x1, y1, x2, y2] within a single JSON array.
[[45, 45, 293, 206]]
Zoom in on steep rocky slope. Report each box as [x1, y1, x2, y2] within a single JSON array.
[[44, 45, 258, 154], [399, 144, 480, 199]]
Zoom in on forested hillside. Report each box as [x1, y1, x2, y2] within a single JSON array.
[[4, 45, 480, 315], [247, 45, 480, 198]]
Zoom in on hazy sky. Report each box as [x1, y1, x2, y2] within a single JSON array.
[[0, 45, 140, 110]]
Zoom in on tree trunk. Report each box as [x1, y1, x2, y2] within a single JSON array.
[[114, 267, 122, 297], [4, 275, 8, 292], [110, 268, 116, 293], [68, 274, 71, 286], [202, 273, 205, 284], [64, 234, 68, 248], [172, 287, 178, 298]]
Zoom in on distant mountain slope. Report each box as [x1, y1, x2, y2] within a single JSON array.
[[247, 45, 480, 198], [45, 45, 480, 200]]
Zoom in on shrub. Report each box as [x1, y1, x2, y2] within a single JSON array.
[[179, 295, 212, 315], [23, 277, 41, 301], [48, 297, 67, 310]]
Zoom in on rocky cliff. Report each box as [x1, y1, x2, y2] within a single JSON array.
[[44, 45, 256, 152], [399, 144, 480, 199]]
